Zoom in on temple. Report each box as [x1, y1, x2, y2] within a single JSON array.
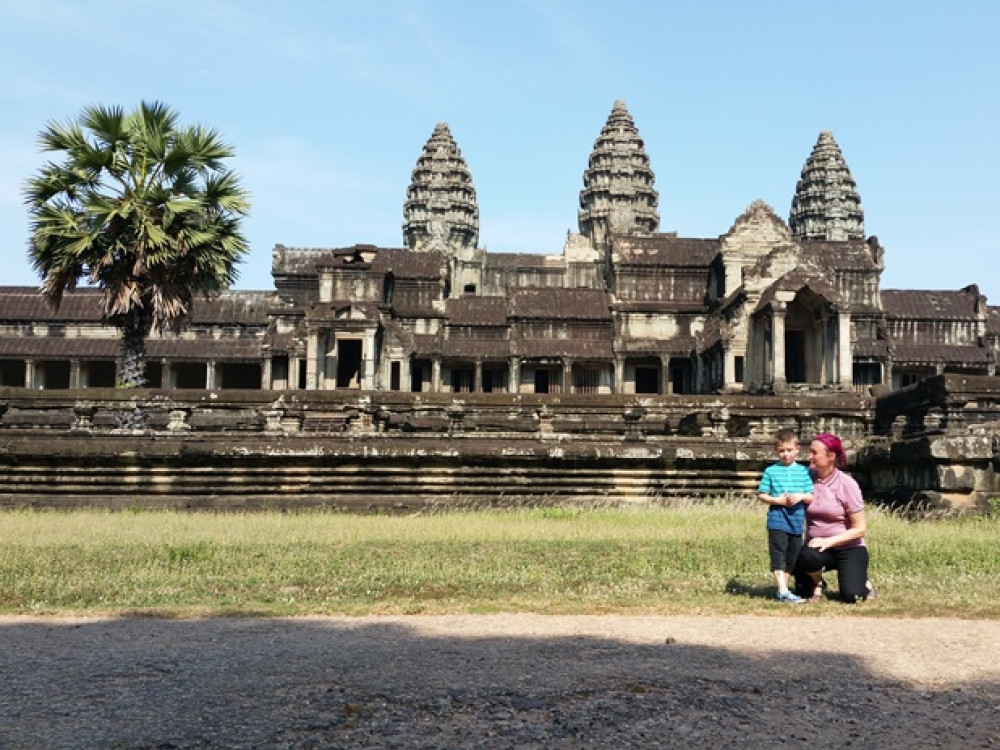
[[1, 101, 996, 395]]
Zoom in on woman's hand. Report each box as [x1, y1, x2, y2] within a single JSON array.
[[808, 537, 830, 552]]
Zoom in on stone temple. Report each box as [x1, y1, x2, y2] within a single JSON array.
[[0, 99, 996, 398]]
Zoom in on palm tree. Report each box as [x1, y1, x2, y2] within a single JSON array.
[[25, 101, 250, 389]]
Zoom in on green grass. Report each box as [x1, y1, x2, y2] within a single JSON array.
[[0, 504, 996, 618]]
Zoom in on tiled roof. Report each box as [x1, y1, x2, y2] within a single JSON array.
[[445, 296, 508, 325], [852, 340, 891, 358], [617, 336, 697, 355], [371, 248, 447, 279], [273, 244, 402, 276], [0, 335, 264, 361], [440, 339, 510, 359], [892, 344, 993, 366], [0, 287, 105, 322], [0, 287, 274, 326], [882, 289, 983, 320], [801, 241, 880, 271], [613, 236, 720, 267], [509, 288, 611, 320], [484, 253, 566, 269], [513, 339, 615, 359]]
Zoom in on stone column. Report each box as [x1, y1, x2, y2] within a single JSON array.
[[509, 356, 520, 395], [474, 360, 482, 393], [837, 312, 852, 388], [432, 358, 442, 393], [306, 331, 319, 390], [722, 345, 735, 390], [660, 355, 671, 395], [25, 359, 36, 389], [161, 360, 172, 390], [614, 357, 624, 394], [205, 361, 217, 390], [562, 359, 573, 394], [70, 360, 81, 389], [362, 330, 377, 390], [771, 308, 787, 390], [401, 357, 412, 393], [288, 356, 300, 390], [261, 356, 272, 390]]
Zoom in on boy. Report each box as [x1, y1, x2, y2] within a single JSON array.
[[758, 428, 813, 603]]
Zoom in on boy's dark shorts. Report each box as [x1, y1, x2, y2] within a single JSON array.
[[768, 528, 804, 572]]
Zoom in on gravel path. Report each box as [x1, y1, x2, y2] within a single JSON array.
[[1, 614, 998, 749]]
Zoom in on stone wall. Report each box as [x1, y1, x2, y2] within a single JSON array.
[[2, 378, 998, 512], [0, 388, 871, 511]]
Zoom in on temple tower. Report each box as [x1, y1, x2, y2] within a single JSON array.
[[579, 100, 660, 251], [789, 130, 865, 241], [403, 123, 479, 255]]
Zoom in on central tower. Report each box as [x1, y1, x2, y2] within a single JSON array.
[[578, 100, 660, 252]]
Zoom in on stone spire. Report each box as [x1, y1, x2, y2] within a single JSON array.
[[578, 100, 659, 249], [403, 123, 479, 255], [789, 130, 865, 241]]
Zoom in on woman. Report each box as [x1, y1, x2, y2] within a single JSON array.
[[794, 433, 875, 603]]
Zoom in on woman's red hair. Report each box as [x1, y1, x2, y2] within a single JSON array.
[[814, 433, 848, 469]]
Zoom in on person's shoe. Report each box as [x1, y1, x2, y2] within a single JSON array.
[[865, 580, 877, 600], [776, 590, 805, 603]]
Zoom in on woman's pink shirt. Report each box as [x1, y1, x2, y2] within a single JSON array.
[[806, 469, 865, 548]]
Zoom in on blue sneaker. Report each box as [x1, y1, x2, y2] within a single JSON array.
[[776, 590, 805, 603]]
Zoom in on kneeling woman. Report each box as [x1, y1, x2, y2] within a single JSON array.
[[794, 433, 874, 603]]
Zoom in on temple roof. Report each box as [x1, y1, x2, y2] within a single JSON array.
[[882, 288, 985, 320], [0, 287, 274, 326], [613, 236, 719, 266], [445, 296, 508, 326], [508, 288, 612, 320], [892, 343, 993, 366], [789, 130, 865, 241]]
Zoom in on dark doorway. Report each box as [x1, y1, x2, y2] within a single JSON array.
[[0, 360, 26, 387], [336, 339, 362, 388], [220, 363, 262, 389], [785, 330, 806, 383], [390, 361, 401, 391], [670, 361, 692, 395], [635, 366, 660, 394], [534, 369, 550, 394]]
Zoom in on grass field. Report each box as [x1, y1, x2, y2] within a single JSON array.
[[0, 503, 996, 618]]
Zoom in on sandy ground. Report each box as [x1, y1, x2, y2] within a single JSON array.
[[1, 614, 998, 749]]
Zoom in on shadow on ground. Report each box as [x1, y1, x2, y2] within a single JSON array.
[[0, 616, 996, 749]]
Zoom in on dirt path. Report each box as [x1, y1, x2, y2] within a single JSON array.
[[1, 614, 997, 748]]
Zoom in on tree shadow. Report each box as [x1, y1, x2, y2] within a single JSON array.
[[0, 616, 995, 748]]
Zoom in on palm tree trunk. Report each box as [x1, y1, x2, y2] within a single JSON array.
[[115, 316, 149, 431]]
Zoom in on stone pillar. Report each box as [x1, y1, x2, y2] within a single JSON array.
[[837, 312, 853, 388], [206, 361, 217, 390], [562, 359, 573, 394], [363, 331, 377, 390], [660, 355, 671, 395], [509, 357, 521, 395], [614, 357, 624, 394], [161, 360, 172, 389], [261, 356, 272, 390], [723, 346, 735, 390], [474, 360, 482, 393], [70, 360, 81, 389], [25, 359, 36, 389], [771, 308, 787, 390], [288, 356, 301, 390], [432, 358, 442, 393], [401, 357, 412, 393], [306, 331, 319, 390]]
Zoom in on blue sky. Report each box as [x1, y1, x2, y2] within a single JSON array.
[[2, 1, 998, 300]]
